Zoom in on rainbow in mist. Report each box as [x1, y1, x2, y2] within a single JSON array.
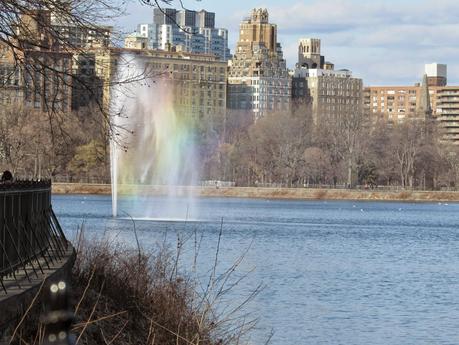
[[110, 54, 198, 219]]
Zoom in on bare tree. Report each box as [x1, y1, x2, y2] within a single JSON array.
[[365, 120, 397, 186], [0, 0, 196, 133], [440, 144, 459, 189], [302, 147, 332, 186], [0, 103, 32, 172], [313, 119, 345, 188], [389, 121, 423, 189], [0, 0, 123, 111]]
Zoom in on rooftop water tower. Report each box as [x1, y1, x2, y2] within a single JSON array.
[[425, 63, 447, 87]]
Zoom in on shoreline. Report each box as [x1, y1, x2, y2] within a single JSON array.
[[52, 183, 459, 203]]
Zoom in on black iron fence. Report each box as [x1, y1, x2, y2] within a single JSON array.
[[0, 180, 68, 293]]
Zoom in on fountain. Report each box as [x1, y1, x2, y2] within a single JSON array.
[[110, 53, 198, 220]]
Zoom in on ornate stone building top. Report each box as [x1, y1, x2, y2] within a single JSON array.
[[250, 8, 269, 23], [229, 8, 287, 79]]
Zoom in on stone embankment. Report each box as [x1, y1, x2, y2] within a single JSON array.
[[52, 183, 459, 202]]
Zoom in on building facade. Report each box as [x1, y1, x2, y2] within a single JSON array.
[[50, 8, 112, 50], [70, 51, 104, 110], [292, 39, 363, 125], [134, 9, 230, 61], [95, 48, 227, 125], [0, 10, 73, 113], [436, 86, 459, 141], [137, 24, 158, 49], [227, 8, 291, 119], [124, 33, 149, 50], [364, 64, 459, 142], [364, 85, 424, 123], [0, 7, 114, 113]]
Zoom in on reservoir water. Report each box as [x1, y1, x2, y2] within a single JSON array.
[[53, 194, 459, 345]]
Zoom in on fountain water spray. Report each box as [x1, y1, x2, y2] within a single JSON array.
[[110, 54, 198, 219]]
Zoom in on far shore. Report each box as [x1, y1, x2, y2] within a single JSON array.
[[52, 183, 459, 203]]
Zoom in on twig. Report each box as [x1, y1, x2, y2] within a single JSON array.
[[121, 210, 142, 265], [107, 319, 129, 345], [9, 278, 47, 344], [72, 310, 127, 330], [75, 280, 105, 344], [74, 264, 97, 315]]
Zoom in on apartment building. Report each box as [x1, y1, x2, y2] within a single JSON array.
[[364, 64, 459, 142], [134, 9, 230, 61], [436, 87, 459, 141], [227, 8, 291, 119], [95, 48, 227, 124], [292, 39, 363, 125], [0, 10, 73, 113]]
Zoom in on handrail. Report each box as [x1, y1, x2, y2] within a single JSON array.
[[0, 180, 67, 293]]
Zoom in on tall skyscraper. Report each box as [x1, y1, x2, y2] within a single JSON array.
[[227, 8, 291, 119], [133, 8, 230, 61]]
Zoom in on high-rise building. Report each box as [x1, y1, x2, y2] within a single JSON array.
[[292, 39, 363, 125], [227, 8, 291, 119], [176, 9, 196, 27], [364, 63, 459, 142], [153, 8, 177, 25], [133, 8, 230, 61], [196, 10, 215, 28]]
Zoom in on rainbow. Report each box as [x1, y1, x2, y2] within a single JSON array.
[[110, 53, 198, 219]]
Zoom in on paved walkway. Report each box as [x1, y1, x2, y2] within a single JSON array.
[[0, 244, 75, 337]]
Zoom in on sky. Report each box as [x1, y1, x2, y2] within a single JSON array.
[[117, 0, 459, 86]]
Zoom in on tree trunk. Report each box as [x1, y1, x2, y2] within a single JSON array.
[[347, 156, 353, 188]]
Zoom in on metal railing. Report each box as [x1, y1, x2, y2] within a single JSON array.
[[0, 180, 68, 294], [52, 175, 109, 184]]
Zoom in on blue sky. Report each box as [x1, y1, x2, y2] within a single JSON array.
[[118, 0, 459, 86]]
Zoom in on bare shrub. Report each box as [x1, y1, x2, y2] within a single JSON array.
[[9, 228, 259, 345]]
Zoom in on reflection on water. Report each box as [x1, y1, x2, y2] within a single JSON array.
[[53, 194, 459, 345]]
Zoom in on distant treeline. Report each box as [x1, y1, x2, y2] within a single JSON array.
[[200, 106, 459, 190], [2, 103, 459, 191]]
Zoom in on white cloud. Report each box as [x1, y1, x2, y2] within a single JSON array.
[[265, 0, 459, 84], [117, 0, 459, 85], [269, 0, 459, 32]]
